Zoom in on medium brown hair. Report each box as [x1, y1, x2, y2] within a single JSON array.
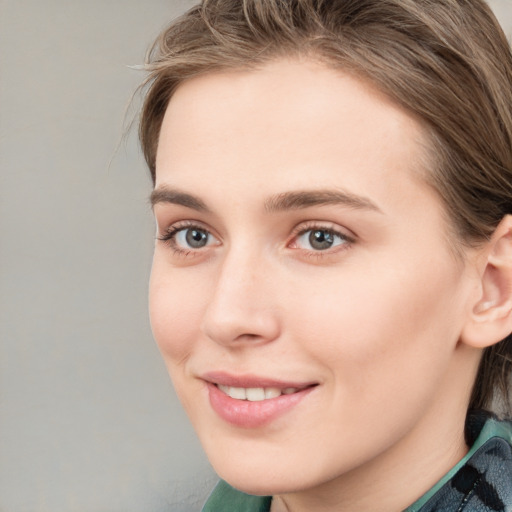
[[139, 0, 512, 414]]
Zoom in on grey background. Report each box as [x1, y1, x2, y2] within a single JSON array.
[[1, 1, 511, 511]]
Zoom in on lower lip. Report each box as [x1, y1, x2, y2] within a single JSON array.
[[206, 382, 315, 428]]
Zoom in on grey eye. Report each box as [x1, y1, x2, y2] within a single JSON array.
[[296, 229, 347, 251], [309, 230, 334, 250], [177, 228, 210, 249]]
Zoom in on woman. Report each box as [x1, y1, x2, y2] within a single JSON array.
[[139, 0, 512, 510]]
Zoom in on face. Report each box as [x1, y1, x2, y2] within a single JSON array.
[[150, 59, 480, 500]]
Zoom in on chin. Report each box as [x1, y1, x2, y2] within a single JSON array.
[[207, 448, 325, 497], [217, 470, 302, 497]]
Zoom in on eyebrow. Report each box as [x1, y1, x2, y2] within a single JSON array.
[[150, 186, 382, 214], [150, 187, 210, 212], [264, 189, 382, 214]]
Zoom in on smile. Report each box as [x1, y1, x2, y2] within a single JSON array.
[[216, 385, 303, 401], [203, 374, 318, 428]]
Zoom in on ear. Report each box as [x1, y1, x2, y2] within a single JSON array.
[[461, 215, 512, 348]]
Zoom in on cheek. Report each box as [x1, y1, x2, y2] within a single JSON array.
[[148, 261, 205, 365], [287, 256, 465, 384]]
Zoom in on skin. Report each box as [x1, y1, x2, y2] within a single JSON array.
[[149, 58, 487, 512]]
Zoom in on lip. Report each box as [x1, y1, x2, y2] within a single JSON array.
[[202, 371, 316, 389], [202, 372, 318, 428]]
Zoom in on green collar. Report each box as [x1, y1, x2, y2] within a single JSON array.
[[202, 479, 271, 511]]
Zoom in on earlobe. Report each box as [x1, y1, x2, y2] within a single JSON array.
[[462, 215, 512, 349]]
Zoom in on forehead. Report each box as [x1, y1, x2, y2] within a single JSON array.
[[155, 58, 437, 221]]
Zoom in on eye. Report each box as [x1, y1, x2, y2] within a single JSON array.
[[175, 227, 212, 249], [158, 223, 220, 254], [292, 227, 352, 252]]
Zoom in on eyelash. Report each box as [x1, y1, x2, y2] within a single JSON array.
[[157, 221, 213, 257], [157, 221, 355, 259]]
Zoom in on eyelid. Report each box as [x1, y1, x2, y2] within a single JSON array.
[[158, 218, 215, 236], [289, 220, 355, 240]]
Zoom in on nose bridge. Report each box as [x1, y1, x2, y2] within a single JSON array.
[[201, 242, 280, 345]]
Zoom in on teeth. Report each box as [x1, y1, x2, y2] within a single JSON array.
[[264, 387, 281, 399], [216, 385, 300, 401], [246, 388, 265, 401], [229, 386, 247, 400], [217, 384, 230, 395]]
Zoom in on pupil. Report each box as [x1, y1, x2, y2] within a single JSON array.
[[309, 230, 333, 250], [186, 229, 207, 248]]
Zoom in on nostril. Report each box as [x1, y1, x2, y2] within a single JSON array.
[[237, 333, 260, 340], [227, 332, 270, 345]]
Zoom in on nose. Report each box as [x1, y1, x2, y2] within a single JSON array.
[[200, 248, 281, 347]]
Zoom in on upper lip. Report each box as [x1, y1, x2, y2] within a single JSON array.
[[201, 371, 317, 389]]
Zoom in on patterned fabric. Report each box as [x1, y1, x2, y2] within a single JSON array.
[[202, 412, 512, 512], [415, 412, 512, 512]]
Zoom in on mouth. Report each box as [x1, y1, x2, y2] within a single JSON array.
[[216, 383, 312, 401], [202, 372, 318, 428]]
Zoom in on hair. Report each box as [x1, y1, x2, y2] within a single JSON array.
[[139, 0, 512, 414]]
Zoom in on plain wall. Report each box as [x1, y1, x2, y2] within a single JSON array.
[[1, 1, 511, 511], [0, 2, 216, 511]]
